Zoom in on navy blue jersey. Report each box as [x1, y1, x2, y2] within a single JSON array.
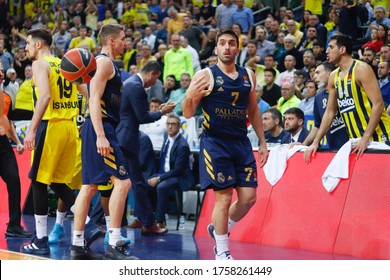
[[202, 64, 253, 139], [86, 53, 122, 124], [264, 129, 291, 144], [314, 89, 349, 149]]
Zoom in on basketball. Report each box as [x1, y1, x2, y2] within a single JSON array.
[[60, 48, 96, 84]]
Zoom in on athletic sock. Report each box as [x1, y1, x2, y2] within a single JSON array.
[[105, 216, 110, 230], [35, 214, 47, 239], [214, 233, 229, 254], [56, 211, 66, 226], [108, 228, 120, 246], [72, 231, 84, 247], [228, 218, 237, 233]]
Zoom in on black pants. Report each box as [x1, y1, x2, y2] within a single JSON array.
[[0, 135, 22, 227]]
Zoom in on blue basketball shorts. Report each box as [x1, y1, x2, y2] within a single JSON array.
[[81, 118, 129, 185], [199, 132, 258, 190]]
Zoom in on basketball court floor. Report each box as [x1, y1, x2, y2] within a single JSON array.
[[0, 213, 362, 260]]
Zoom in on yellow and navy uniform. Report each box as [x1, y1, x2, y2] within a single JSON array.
[[334, 60, 390, 142], [29, 56, 79, 185]]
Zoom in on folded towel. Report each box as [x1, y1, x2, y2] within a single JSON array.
[[322, 139, 390, 193], [264, 144, 307, 186]]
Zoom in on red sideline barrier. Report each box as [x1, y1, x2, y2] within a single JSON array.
[[0, 150, 31, 214], [194, 151, 390, 259]]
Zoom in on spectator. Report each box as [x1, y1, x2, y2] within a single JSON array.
[[276, 54, 296, 86], [169, 73, 191, 116], [69, 25, 96, 52], [102, 9, 118, 25], [302, 49, 316, 74], [123, 37, 137, 72], [293, 69, 307, 99], [380, 45, 390, 62], [13, 47, 32, 81], [284, 107, 310, 143], [255, 83, 270, 114], [299, 25, 319, 52], [278, 34, 304, 72], [147, 113, 194, 231], [157, 0, 170, 23], [236, 34, 249, 67], [199, 0, 216, 29], [300, 10, 313, 32], [3, 68, 19, 111], [361, 47, 379, 78], [255, 25, 276, 64], [247, 54, 280, 86], [139, 97, 168, 150], [312, 40, 327, 63], [243, 40, 259, 68], [167, 7, 186, 43], [179, 15, 207, 53], [308, 14, 327, 47], [263, 108, 291, 145], [215, 0, 237, 31], [13, 65, 33, 121], [231, 0, 253, 35], [298, 80, 317, 116], [84, 0, 98, 30], [163, 34, 193, 82], [139, 44, 157, 70], [143, 27, 157, 50], [287, 19, 304, 48], [180, 36, 201, 73], [359, 28, 384, 56], [268, 20, 280, 42], [365, 5, 390, 39], [0, 42, 14, 73], [274, 31, 287, 67], [378, 61, 390, 106], [377, 23, 388, 45], [64, 27, 79, 53], [262, 68, 282, 107], [133, 0, 150, 28], [199, 28, 217, 66], [277, 81, 301, 115]]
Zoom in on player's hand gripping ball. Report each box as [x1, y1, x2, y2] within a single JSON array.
[[61, 48, 97, 84]]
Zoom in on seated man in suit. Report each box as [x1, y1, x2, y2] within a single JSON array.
[[148, 113, 194, 231], [284, 107, 309, 143], [263, 108, 291, 146]]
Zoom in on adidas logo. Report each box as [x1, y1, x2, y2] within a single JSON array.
[[218, 87, 224, 92], [228, 176, 233, 181]]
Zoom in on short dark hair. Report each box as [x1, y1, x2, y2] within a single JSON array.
[[284, 107, 304, 121], [27, 28, 52, 47], [265, 108, 283, 123], [264, 67, 277, 77], [329, 34, 353, 55], [294, 69, 306, 77], [305, 79, 318, 90], [363, 47, 376, 55], [141, 60, 162, 73], [114, 59, 124, 69], [149, 97, 163, 105], [166, 74, 176, 82], [166, 113, 181, 124], [217, 29, 239, 45], [318, 61, 336, 72]]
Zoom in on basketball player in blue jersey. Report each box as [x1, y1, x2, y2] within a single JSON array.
[[70, 24, 137, 260], [305, 34, 390, 163], [182, 29, 268, 260], [21, 29, 87, 255]]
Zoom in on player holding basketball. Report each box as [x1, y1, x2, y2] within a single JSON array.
[[21, 29, 85, 255], [70, 24, 137, 260], [182, 29, 268, 260]]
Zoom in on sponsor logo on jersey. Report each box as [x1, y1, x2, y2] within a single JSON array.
[[338, 97, 356, 113]]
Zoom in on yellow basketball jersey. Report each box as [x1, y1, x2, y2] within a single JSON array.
[[32, 56, 79, 120], [334, 60, 390, 142]]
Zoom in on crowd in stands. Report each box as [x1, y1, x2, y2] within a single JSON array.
[[1, 0, 389, 150]]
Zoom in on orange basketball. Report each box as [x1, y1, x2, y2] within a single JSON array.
[[60, 48, 96, 84]]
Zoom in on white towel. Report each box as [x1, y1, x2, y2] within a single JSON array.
[[264, 144, 307, 186], [322, 139, 390, 193]]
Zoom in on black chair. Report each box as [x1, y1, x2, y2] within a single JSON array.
[[174, 183, 203, 230]]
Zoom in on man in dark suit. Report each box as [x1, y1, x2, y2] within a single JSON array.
[[116, 61, 175, 236], [148, 114, 194, 231], [284, 107, 310, 143]]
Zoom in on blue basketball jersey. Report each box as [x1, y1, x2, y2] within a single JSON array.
[[202, 64, 253, 139], [86, 53, 122, 124]]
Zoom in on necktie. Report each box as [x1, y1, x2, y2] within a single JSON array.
[[159, 140, 170, 174]]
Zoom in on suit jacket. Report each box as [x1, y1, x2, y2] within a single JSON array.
[[159, 133, 195, 191], [116, 74, 163, 155], [139, 131, 156, 181], [297, 128, 310, 143]]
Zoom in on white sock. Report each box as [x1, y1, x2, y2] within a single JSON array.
[[72, 231, 84, 247], [228, 218, 237, 232], [215, 233, 229, 254], [108, 228, 121, 246], [105, 216, 110, 230], [55, 210, 66, 226], [35, 214, 47, 239]]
